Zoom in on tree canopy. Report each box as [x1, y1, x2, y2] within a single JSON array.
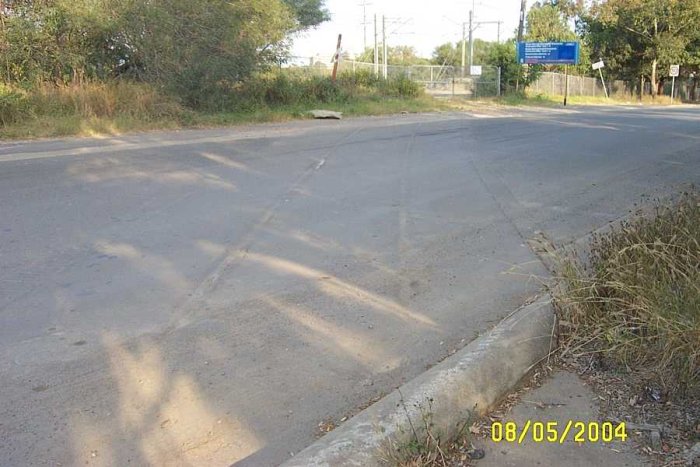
[[355, 45, 429, 66], [430, 40, 498, 67], [582, 0, 700, 94], [0, 0, 329, 105]]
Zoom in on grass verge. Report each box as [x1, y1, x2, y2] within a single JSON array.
[[494, 91, 680, 107], [0, 75, 445, 140], [553, 191, 699, 399]]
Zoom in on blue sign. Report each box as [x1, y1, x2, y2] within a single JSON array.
[[517, 42, 580, 65]]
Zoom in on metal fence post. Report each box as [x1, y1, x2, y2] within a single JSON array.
[[497, 67, 501, 96]]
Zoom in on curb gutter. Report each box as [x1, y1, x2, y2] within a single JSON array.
[[282, 296, 556, 467]]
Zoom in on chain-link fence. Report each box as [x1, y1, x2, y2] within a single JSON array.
[[280, 57, 502, 98], [530, 72, 631, 97], [660, 79, 700, 102]]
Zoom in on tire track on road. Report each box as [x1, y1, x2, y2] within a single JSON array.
[[166, 125, 367, 332]]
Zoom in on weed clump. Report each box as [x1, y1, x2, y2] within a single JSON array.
[[554, 191, 700, 398]]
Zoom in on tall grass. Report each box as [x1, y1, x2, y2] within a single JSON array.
[[1, 81, 185, 122], [0, 72, 426, 138], [554, 191, 700, 398], [501, 90, 680, 106]]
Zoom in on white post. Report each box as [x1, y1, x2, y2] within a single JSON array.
[[497, 66, 501, 96], [671, 76, 676, 102], [461, 23, 466, 76], [373, 14, 378, 77], [468, 10, 473, 70], [382, 15, 388, 79], [599, 68, 609, 98]]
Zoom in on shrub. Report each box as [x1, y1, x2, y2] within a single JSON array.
[[303, 76, 348, 103], [0, 85, 32, 126], [338, 69, 381, 89], [554, 191, 700, 398], [381, 74, 423, 98]]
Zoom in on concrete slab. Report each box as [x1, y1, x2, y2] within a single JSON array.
[[475, 371, 645, 467]]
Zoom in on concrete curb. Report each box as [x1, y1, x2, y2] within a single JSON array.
[[282, 296, 556, 467]]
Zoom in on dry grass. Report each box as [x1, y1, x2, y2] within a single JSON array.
[[29, 81, 184, 119], [553, 191, 700, 398], [0, 80, 443, 139], [378, 399, 449, 467], [494, 91, 683, 107]]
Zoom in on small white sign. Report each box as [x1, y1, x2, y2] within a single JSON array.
[[470, 65, 482, 76], [592, 60, 604, 70], [670, 64, 680, 77]]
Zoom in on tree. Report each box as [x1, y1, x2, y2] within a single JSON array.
[[525, 1, 593, 74], [0, 0, 331, 107], [283, 0, 330, 29], [356, 45, 429, 65], [526, 1, 577, 42], [484, 40, 540, 93], [431, 42, 460, 67], [582, 0, 700, 96], [431, 40, 497, 67]]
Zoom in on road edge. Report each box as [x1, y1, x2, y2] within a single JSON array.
[[281, 295, 556, 467]]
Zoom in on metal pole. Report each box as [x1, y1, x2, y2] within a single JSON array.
[[516, 0, 526, 92], [468, 10, 474, 71], [497, 66, 501, 96], [671, 76, 675, 102], [599, 68, 609, 98], [362, 1, 368, 50], [382, 15, 387, 79], [564, 65, 569, 105], [373, 14, 378, 77], [461, 23, 466, 76]]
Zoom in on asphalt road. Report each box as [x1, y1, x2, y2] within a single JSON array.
[[1, 106, 699, 466]]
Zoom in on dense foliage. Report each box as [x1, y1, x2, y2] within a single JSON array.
[[0, 0, 328, 106], [582, 0, 700, 95]]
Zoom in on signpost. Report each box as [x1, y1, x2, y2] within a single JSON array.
[[592, 60, 609, 99], [670, 64, 680, 101], [517, 42, 580, 106]]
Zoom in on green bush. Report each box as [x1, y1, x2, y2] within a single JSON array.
[[338, 69, 381, 89], [381, 74, 423, 98], [0, 85, 32, 126], [302, 76, 348, 103]]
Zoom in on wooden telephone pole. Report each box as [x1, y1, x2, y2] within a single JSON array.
[[516, 0, 527, 91], [331, 34, 342, 82]]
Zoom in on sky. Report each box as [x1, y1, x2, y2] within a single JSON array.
[[291, 0, 524, 62]]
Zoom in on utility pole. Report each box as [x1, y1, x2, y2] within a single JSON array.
[[516, 0, 527, 91], [468, 10, 474, 71], [461, 23, 467, 76], [359, 1, 372, 51], [497, 21, 502, 43], [382, 15, 388, 79], [517, 0, 526, 42], [331, 34, 342, 82], [374, 14, 379, 76]]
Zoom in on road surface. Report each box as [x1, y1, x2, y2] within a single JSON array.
[[1, 106, 699, 466]]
